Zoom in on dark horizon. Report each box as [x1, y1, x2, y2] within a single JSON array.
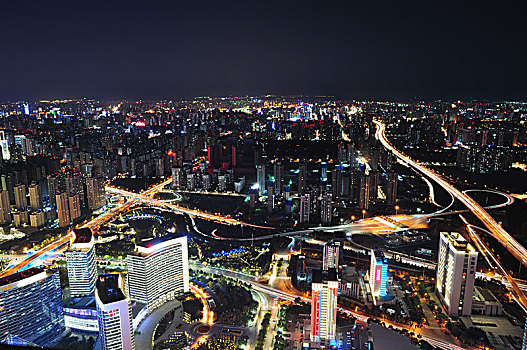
[[2, 0, 526, 102]]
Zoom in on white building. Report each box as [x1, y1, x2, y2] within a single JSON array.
[[300, 193, 310, 223], [66, 228, 97, 297], [436, 232, 478, 316], [127, 235, 189, 312], [95, 274, 135, 350]]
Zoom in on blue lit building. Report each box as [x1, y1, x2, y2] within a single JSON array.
[[0, 268, 65, 347], [370, 250, 388, 298]]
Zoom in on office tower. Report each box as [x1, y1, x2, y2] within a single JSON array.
[[66, 228, 97, 297], [273, 162, 284, 196], [47, 174, 59, 205], [386, 171, 398, 205], [298, 163, 307, 193], [267, 179, 274, 213], [370, 250, 388, 298], [249, 186, 258, 210], [86, 177, 106, 210], [127, 235, 189, 312], [310, 269, 338, 344], [321, 162, 328, 179], [283, 183, 291, 199], [323, 241, 341, 270], [256, 164, 266, 195], [28, 183, 43, 211], [0, 131, 9, 160], [95, 274, 135, 350], [171, 167, 183, 189], [56, 192, 70, 227], [218, 174, 226, 192], [0, 268, 64, 347], [436, 232, 478, 316], [13, 184, 26, 210], [369, 171, 379, 204], [300, 193, 310, 223], [332, 164, 342, 200], [69, 194, 81, 220], [285, 198, 292, 214], [320, 192, 332, 225], [0, 190, 10, 224], [359, 172, 370, 210], [337, 143, 346, 163]]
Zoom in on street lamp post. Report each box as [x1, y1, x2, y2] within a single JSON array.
[[362, 209, 366, 220], [395, 205, 399, 216], [351, 215, 355, 222]]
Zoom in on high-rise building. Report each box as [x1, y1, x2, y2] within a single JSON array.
[[370, 250, 388, 298], [298, 163, 307, 193], [56, 192, 70, 227], [359, 173, 370, 210], [127, 235, 189, 312], [323, 241, 341, 270], [321, 162, 328, 180], [29, 211, 45, 227], [66, 228, 97, 297], [0, 268, 64, 347], [300, 193, 310, 223], [436, 232, 478, 316], [273, 162, 284, 196], [0, 190, 11, 224], [86, 177, 106, 210], [69, 194, 81, 220], [95, 274, 135, 350], [267, 179, 274, 213], [320, 192, 332, 225], [256, 164, 266, 196], [386, 171, 398, 205], [310, 269, 338, 344], [0, 131, 10, 160], [13, 184, 26, 210], [28, 183, 43, 211]]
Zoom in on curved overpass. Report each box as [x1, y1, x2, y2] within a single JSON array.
[[374, 120, 527, 267]]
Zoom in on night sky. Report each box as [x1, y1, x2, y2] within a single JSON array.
[[1, 0, 526, 101]]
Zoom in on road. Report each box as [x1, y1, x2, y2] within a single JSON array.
[[0, 177, 173, 278], [374, 119, 527, 310]]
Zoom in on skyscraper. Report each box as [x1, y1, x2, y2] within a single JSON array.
[[370, 250, 388, 298], [56, 192, 70, 227], [0, 131, 10, 160], [66, 228, 97, 297], [86, 177, 106, 210], [298, 163, 307, 193], [256, 164, 266, 196], [386, 171, 398, 205], [310, 269, 338, 344], [13, 184, 26, 210], [127, 235, 189, 312], [95, 274, 135, 350], [28, 183, 43, 211], [320, 192, 332, 225], [0, 190, 11, 224], [323, 240, 341, 270], [267, 179, 274, 213], [436, 232, 478, 316], [0, 268, 64, 347], [273, 161, 284, 196], [300, 193, 310, 223]]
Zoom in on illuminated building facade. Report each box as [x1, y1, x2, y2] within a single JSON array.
[[369, 250, 388, 298], [0, 268, 64, 347], [66, 228, 97, 297], [127, 235, 189, 312], [310, 269, 338, 344], [95, 274, 135, 350], [436, 232, 478, 316], [322, 240, 341, 271]]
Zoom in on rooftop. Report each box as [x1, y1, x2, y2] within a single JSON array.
[[73, 228, 93, 244], [96, 274, 125, 304], [312, 268, 338, 284], [64, 296, 96, 309], [0, 267, 46, 287]]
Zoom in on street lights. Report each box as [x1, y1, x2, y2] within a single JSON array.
[[351, 215, 355, 222], [395, 205, 399, 216], [362, 209, 366, 220]]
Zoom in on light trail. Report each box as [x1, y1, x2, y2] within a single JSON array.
[[374, 120, 527, 269]]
